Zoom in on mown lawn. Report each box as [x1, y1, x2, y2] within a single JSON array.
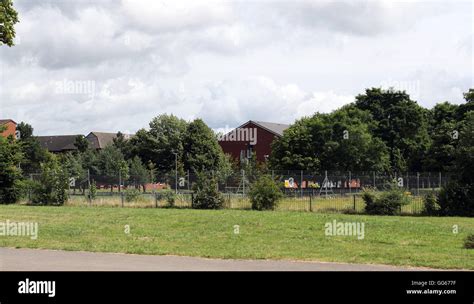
[[0, 205, 473, 269]]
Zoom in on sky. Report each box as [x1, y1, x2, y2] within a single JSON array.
[[0, 0, 472, 135]]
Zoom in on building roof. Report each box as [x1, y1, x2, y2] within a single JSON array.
[[86, 132, 133, 149], [36, 135, 81, 153], [219, 120, 290, 141], [0, 119, 17, 125], [250, 121, 290, 137]]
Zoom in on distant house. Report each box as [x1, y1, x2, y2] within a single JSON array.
[[37, 135, 82, 153], [0, 119, 17, 139], [37, 132, 132, 153], [86, 132, 131, 150], [218, 120, 289, 163]]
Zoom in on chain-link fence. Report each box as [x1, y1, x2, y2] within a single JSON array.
[[22, 169, 447, 214]]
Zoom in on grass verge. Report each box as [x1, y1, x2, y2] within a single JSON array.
[[0, 205, 472, 269]]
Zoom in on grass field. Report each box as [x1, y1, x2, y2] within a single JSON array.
[[0, 204, 473, 269]]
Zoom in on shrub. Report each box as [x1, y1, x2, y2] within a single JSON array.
[[31, 158, 69, 206], [0, 179, 23, 204], [0, 136, 23, 204], [464, 234, 474, 249], [362, 187, 408, 215], [249, 175, 283, 211], [89, 180, 97, 200], [422, 192, 440, 216], [157, 190, 176, 207], [192, 172, 224, 209], [437, 182, 474, 217], [125, 188, 141, 202]]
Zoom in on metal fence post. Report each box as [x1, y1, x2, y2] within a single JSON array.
[[119, 170, 122, 193], [242, 169, 245, 196], [439, 172, 442, 189], [353, 195, 356, 211], [349, 171, 352, 194], [121, 192, 124, 207], [300, 170, 303, 197], [87, 169, 91, 206], [309, 194, 313, 212], [406, 172, 409, 191], [28, 173, 33, 204], [416, 172, 420, 196], [373, 171, 376, 189]]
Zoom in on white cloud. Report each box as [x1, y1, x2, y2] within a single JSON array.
[[0, 0, 471, 135]]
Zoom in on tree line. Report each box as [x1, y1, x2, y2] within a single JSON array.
[[0, 87, 473, 214]]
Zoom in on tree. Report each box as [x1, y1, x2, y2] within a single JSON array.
[[0, 0, 19, 47], [423, 102, 459, 171], [354, 88, 430, 172], [97, 145, 129, 191], [456, 88, 474, 120], [128, 156, 149, 191], [0, 129, 23, 204], [16, 122, 49, 173], [113, 131, 132, 159], [74, 135, 89, 153], [183, 119, 223, 173], [130, 114, 187, 173], [270, 105, 390, 172], [216, 153, 236, 185], [31, 155, 69, 205], [61, 152, 87, 193], [192, 172, 224, 209], [249, 175, 283, 211], [16, 122, 33, 139], [435, 91, 474, 216]]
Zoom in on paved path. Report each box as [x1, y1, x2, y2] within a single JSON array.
[[0, 247, 433, 271]]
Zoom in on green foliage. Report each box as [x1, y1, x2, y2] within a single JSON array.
[[113, 131, 132, 158], [464, 234, 474, 249], [97, 145, 129, 182], [16, 122, 33, 139], [270, 105, 390, 172], [192, 172, 224, 209], [62, 152, 86, 183], [0, 134, 23, 204], [17, 122, 49, 173], [74, 135, 89, 153], [130, 114, 187, 173], [249, 175, 283, 211], [362, 186, 408, 215], [422, 192, 440, 216], [183, 119, 223, 173], [125, 188, 141, 202], [31, 156, 69, 205], [423, 102, 459, 171], [128, 156, 149, 190], [89, 180, 97, 200], [156, 190, 176, 207], [435, 107, 474, 217], [355, 88, 430, 172], [437, 182, 474, 217], [0, 0, 19, 47]]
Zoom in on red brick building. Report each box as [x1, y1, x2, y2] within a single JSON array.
[[0, 119, 17, 139], [218, 120, 289, 163]]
